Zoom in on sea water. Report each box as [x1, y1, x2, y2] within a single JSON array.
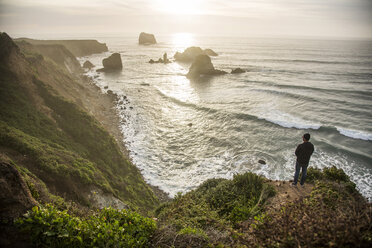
[[79, 34, 372, 200]]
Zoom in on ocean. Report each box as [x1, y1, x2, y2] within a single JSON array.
[[78, 34, 372, 200]]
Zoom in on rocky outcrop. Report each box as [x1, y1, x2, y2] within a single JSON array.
[[204, 48, 218, 56], [88, 188, 129, 210], [83, 60, 94, 69], [186, 54, 227, 78], [139, 32, 157, 45], [149, 53, 171, 64], [14, 38, 108, 57], [231, 68, 245, 74], [174, 47, 218, 62], [0, 162, 37, 220], [97, 53, 122, 72]]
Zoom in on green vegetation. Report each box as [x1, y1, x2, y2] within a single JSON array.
[[243, 167, 372, 248], [153, 172, 276, 247], [152, 168, 372, 247], [0, 64, 158, 211], [16, 205, 156, 248]]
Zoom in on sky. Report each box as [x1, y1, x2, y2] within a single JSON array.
[[1, 0, 372, 39]]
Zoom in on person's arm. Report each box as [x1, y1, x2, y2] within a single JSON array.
[[310, 144, 314, 155], [295, 144, 301, 157]]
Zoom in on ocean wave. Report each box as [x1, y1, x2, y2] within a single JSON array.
[[155, 88, 372, 141], [336, 127, 372, 141], [256, 110, 322, 130]]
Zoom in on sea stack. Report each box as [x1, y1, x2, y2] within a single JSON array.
[[174, 46, 218, 62], [139, 32, 157, 45], [186, 54, 226, 78], [97, 53, 122, 72]]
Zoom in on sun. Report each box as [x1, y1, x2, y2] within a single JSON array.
[[154, 0, 202, 15]]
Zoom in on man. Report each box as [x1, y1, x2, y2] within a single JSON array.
[[292, 133, 314, 186]]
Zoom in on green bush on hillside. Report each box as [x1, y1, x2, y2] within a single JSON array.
[[157, 172, 276, 229], [16, 205, 156, 248], [306, 166, 356, 192]]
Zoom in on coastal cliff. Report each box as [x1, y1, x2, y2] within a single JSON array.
[[0, 32, 158, 212], [0, 32, 371, 247], [14, 38, 108, 57]]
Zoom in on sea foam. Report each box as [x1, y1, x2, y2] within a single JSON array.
[[336, 127, 372, 141]]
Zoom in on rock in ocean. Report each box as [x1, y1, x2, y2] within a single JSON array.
[[139, 32, 157, 45], [97, 53, 122, 72]]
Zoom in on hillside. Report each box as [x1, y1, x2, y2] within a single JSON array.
[[0, 32, 159, 213], [15, 40, 82, 74]]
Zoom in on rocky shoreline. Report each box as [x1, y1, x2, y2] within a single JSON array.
[[78, 74, 170, 202]]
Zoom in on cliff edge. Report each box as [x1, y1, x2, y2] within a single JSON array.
[[14, 38, 108, 57]]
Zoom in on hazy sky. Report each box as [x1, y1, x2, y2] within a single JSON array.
[[1, 0, 371, 38]]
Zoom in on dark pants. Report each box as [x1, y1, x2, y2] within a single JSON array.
[[293, 161, 308, 185]]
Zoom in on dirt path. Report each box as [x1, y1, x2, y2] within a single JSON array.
[[265, 180, 313, 211]]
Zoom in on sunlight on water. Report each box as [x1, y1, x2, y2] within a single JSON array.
[[171, 32, 195, 49]]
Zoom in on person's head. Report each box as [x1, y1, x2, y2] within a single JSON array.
[[303, 133, 310, 142]]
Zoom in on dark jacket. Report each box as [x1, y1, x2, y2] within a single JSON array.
[[295, 142, 314, 166]]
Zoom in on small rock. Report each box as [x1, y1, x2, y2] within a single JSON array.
[[188, 123, 192, 127], [104, 86, 108, 89], [258, 159, 266, 165], [83, 60, 94, 69], [231, 68, 245, 74]]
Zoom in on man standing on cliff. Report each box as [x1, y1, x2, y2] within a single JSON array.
[[292, 133, 314, 186]]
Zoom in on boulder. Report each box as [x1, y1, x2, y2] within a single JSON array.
[[231, 68, 245, 74], [139, 32, 157, 45], [258, 159, 266, 165], [186, 54, 227, 78], [0, 162, 37, 220], [174, 47, 218, 62], [204, 48, 218, 56], [83, 60, 94, 69], [96, 53, 122, 72]]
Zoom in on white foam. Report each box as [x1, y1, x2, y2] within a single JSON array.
[[257, 109, 321, 130], [336, 127, 372, 141]]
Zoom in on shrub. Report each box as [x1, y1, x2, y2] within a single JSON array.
[[306, 166, 354, 184], [245, 180, 372, 248], [156, 172, 276, 233], [16, 204, 156, 248]]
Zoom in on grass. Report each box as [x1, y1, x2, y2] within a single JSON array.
[[0, 65, 158, 212]]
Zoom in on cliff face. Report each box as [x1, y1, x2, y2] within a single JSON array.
[[14, 38, 108, 57], [0, 32, 158, 213], [16, 40, 82, 74]]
